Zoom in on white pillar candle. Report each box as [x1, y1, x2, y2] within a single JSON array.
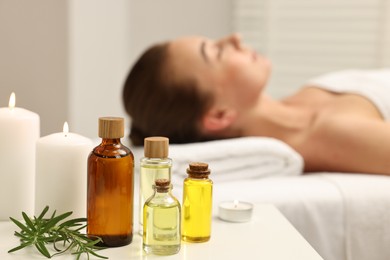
[[35, 122, 93, 218], [0, 93, 40, 220]]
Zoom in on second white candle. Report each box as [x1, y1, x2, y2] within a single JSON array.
[[35, 122, 93, 218]]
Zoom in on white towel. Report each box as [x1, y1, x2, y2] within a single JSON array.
[[306, 68, 390, 120], [168, 137, 303, 184], [130, 137, 303, 184]]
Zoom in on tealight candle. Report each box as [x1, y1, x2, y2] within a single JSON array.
[[218, 200, 254, 222], [0, 93, 40, 220], [35, 122, 93, 218]]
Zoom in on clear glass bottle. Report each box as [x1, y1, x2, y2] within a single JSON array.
[[182, 162, 213, 242], [143, 179, 181, 255], [87, 117, 134, 247], [139, 137, 172, 235]]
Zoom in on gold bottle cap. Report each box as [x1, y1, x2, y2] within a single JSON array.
[[187, 162, 210, 177], [144, 136, 169, 158], [98, 117, 124, 139]]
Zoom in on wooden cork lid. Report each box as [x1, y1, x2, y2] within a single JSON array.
[[155, 178, 170, 187], [98, 117, 124, 138], [187, 162, 210, 178], [155, 179, 170, 192], [144, 136, 169, 158]]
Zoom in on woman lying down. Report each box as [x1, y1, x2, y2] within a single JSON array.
[[122, 33, 390, 175]]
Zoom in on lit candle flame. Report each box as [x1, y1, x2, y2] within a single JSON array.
[[63, 122, 69, 137], [9, 92, 15, 109], [233, 200, 239, 208]]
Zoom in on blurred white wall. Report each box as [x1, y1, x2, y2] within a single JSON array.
[[128, 1, 233, 62], [384, 2, 390, 66], [0, 0, 68, 135], [68, 0, 132, 138], [0, 0, 232, 138]]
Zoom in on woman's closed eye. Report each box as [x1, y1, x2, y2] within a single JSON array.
[[212, 41, 224, 62], [217, 44, 224, 61], [200, 40, 223, 64]]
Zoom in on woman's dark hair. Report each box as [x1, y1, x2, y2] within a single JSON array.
[[122, 42, 214, 146]]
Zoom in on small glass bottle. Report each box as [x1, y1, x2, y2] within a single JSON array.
[[139, 137, 172, 235], [87, 117, 134, 247], [143, 179, 181, 255], [182, 162, 213, 242]]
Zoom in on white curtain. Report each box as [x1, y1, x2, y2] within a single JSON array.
[[233, 0, 390, 97]]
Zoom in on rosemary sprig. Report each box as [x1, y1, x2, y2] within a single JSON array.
[[8, 206, 108, 259]]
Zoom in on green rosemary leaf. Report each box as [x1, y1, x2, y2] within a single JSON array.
[[76, 234, 92, 243], [75, 252, 81, 260], [59, 218, 87, 229], [41, 211, 72, 233], [51, 209, 57, 218], [85, 248, 109, 259], [84, 239, 102, 247], [14, 230, 28, 239], [37, 206, 50, 220], [21, 212, 36, 232], [74, 224, 87, 232], [35, 242, 51, 258], [9, 217, 32, 235], [8, 241, 32, 253]]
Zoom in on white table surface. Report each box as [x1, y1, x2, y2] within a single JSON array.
[[1, 204, 324, 260]]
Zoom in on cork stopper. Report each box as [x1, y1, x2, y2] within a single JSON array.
[[98, 117, 124, 139], [186, 162, 210, 178], [154, 179, 170, 192], [144, 136, 169, 158]]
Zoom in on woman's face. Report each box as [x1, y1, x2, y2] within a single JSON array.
[[167, 34, 271, 111]]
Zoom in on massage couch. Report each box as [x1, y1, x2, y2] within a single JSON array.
[[129, 69, 390, 260], [130, 137, 390, 260]]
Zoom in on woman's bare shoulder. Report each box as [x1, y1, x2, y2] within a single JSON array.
[[285, 86, 383, 120], [283, 86, 339, 110]]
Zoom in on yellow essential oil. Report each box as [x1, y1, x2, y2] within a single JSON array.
[[143, 179, 181, 255], [139, 137, 172, 235], [182, 162, 213, 242]]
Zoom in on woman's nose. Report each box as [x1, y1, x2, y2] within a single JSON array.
[[218, 33, 242, 50], [229, 33, 242, 50]]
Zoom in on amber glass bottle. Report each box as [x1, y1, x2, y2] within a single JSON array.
[[87, 117, 134, 247], [182, 162, 213, 242]]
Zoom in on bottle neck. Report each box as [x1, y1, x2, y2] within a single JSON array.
[[154, 185, 172, 195], [93, 137, 131, 158], [101, 138, 122, 145], [155, 190, 169, 196]]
